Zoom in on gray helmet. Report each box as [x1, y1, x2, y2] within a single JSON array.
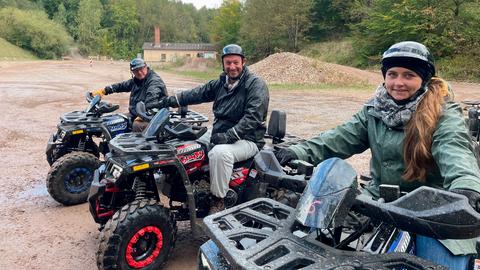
[[221, 44, 245, 60], [130, 58, 147, 71], [381, 41, 435, 80]]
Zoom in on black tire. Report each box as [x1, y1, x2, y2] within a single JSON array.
[[46, 152, 101, 205], [97, 199, 177, 270], [46, 139, 99, 166]]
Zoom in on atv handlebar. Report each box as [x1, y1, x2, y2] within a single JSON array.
[[85, 92, 119, 115], [353, 186, 480, 239]]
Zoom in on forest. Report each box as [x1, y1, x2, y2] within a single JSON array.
[[1, 0, 479, 79]]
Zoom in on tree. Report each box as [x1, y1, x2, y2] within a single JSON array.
[[350, 0, 479, 66], [280, 0, 314, 51], [195, 6, 214, 43], [240, 0, 313, 59], [75, 0, 103, 54], [53, 3, 67, 27], [210, 0, 242, 47], [102, 0, 139, 58]]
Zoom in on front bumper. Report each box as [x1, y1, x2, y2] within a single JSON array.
[[88, 166, 108, 224], [46, 133, 61, 156], [198, 240, 230, 270]]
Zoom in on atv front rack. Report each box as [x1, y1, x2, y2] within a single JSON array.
[[202, 198, 447, 270], [61, 111, 103, 124], [109, 132, 175, 155]]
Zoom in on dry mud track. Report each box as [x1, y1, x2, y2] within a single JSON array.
[[0, 60, 479, 270]]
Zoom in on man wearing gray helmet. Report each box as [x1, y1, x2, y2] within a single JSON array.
[[155, 44, 270, 214], [91, 57, 167, 132]]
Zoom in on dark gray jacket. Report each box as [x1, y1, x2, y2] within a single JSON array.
[[176, 66, 269, 148], [106, 68, 167, 117]]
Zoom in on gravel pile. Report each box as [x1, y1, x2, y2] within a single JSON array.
[[249, 52, 374, 85]]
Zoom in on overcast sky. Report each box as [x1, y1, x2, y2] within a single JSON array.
[[180, 0, 223, 9]]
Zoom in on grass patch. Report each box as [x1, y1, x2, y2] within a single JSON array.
[[300, 39, 356, 66], [0, 37, 37, 60], [437, 55, 480, 82], [161, 66, 222, 82]]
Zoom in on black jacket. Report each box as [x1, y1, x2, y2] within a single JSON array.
[[176, 66, 269, 148], [106, 68, 167, 117]]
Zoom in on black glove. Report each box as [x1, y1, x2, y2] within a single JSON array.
[[104, 85, 114, 95], [210, 132, 234, 145], [451, 188, 480, 212], [275, 148, 298, 166], [146, 96, 178, 110]]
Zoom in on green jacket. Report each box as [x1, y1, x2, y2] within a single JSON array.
[[290, 101, 480, 255]]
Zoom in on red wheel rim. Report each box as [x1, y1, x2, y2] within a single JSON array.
[[125, 226, 163, 268]]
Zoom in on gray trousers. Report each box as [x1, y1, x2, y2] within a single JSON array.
[[198, 130, 259, 198]]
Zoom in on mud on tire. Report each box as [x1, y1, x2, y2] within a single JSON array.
[[46, 152, 101, 205], [97, 199, 177, 270]]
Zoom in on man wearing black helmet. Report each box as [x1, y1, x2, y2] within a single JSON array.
[[155, 44, 269, 214], [275, 41, 480, 269], [90, 57, 167, 132]]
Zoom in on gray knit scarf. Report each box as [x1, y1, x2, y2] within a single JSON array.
[[369, 84, 427, 128]]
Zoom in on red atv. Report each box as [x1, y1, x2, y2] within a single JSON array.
[[88, 103, 306, 269]]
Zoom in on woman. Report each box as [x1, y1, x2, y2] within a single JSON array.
[[276, 41, 480, 269]]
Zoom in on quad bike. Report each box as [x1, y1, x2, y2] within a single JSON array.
[[88, 103, 307, 270], [199, 157, 480, 270], [46, 93, 130, 205]]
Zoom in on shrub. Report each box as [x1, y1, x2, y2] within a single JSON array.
[[0, 7, 72, 59]]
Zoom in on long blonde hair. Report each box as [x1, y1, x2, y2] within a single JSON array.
[[402, 77, 452, 181]]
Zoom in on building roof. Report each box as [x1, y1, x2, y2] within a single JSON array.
[[142, 42, 217, 52]]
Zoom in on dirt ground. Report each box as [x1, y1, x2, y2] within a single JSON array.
[[1, 60, 479, 270]]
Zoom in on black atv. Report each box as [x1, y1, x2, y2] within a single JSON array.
[[46, 93, 130, 205], [199, 157, 480, 270], [88, 103, 306, 270]]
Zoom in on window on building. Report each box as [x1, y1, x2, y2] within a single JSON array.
[[186, 54, 191, 57]]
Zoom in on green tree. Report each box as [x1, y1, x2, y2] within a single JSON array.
[[102, 0, 139, 58], [351, 0, 480, 66], [281, 0, 314, 51], [195, 6, 214, 43], [308, 0, 356, 40], [210, 0, 242, 47], [75, 0, 103, 54], [241, 0, 313, 59], [53, 3, 67, 26], [137, 0, 201, 46]]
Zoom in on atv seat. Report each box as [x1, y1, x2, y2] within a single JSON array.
[[265, 110, 286, 144], [264, 110, 305, 150]]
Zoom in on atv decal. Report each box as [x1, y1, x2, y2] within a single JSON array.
[[179, 150, 205, 164], [176, 143, 202, 155], [229, 167, 249, 187], [108, 122, 128, 132], [154, 159, 176, 166], [105, 118, 126, 125], [72, 129, 84, 135]]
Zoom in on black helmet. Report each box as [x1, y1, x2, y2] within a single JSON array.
[[221, 44, 245, 60], [381, 41, 435, 82], [130, 58, 146, 71]]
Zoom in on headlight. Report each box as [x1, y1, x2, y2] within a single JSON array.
[[58, 130, 67, 140], [198, 251, 211, 270], [110, 164, 123, 180]]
